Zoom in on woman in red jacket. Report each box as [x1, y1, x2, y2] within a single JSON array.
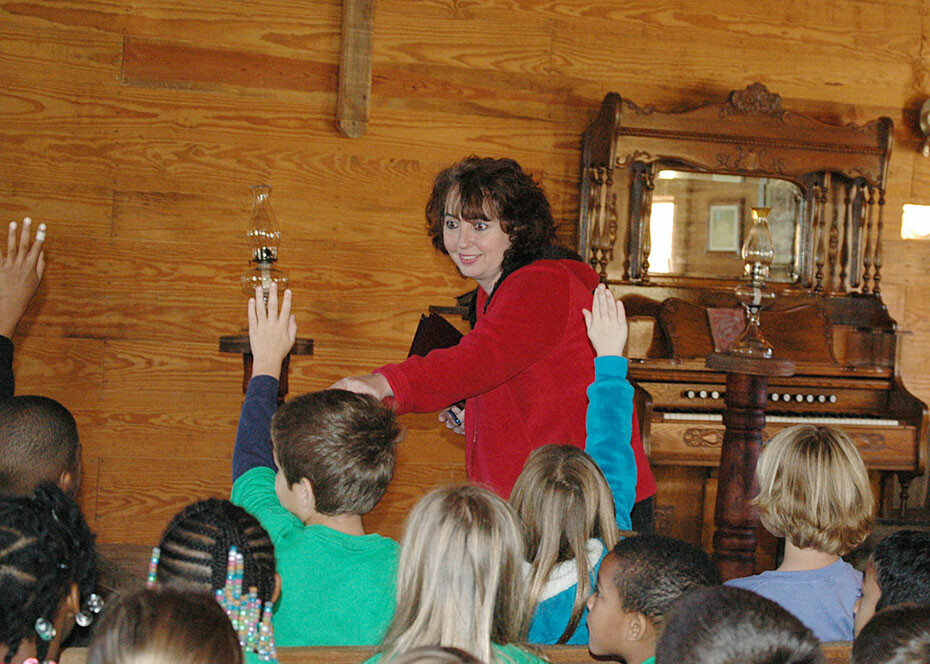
[[333, 157, 656, 529]]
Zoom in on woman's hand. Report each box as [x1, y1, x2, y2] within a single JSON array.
[[330, 373, 394, 401], [438, 404, 465, 435], [583, 283, 628, 358], [248, 283, 297, 378]]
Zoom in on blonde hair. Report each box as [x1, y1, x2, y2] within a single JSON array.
[[753, 425, 874, 555], [510, 444, 618, 643], [380, 485, 532, 663]]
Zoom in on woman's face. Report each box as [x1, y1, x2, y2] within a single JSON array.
[[442, 211, 512, 294]]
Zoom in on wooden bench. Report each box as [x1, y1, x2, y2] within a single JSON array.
[[61, 642, 852, 663]]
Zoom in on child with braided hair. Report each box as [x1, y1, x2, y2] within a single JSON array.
[[149, 498, 280, 663], [0, 482, 100, 664]]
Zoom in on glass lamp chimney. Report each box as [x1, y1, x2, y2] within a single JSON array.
[[241, 184, 289, 302]]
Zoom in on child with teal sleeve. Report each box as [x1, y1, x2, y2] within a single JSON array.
[[230, 284, 401, 646], [511, 283, 637, 645]]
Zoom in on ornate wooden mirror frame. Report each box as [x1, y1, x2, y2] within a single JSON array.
[[578, 83, 893, 296]]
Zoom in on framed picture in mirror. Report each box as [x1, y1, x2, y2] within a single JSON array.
[[707, 202, 742, 252]]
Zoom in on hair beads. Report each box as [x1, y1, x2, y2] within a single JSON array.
[[145, 547, 160, 588], [215, 546, 277, 663]]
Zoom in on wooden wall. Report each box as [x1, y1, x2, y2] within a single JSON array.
[[2, 0, 930, 546]]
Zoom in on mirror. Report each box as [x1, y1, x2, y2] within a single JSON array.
[[648, 170, 803, 282], [578, 85, 893, 294]]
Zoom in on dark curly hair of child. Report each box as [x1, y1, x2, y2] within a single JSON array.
[[0, 483, 97, 664], [155, 498, 276, 605]]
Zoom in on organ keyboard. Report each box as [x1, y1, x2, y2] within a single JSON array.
[[624, 291, 928, 488]]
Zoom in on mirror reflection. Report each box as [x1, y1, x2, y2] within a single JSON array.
[[648, 170, 803, 282]]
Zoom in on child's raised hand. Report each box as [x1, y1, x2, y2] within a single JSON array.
[[583, 283, 628, 358], [248, 283, 297, 378], [0, 218, 46, 338]]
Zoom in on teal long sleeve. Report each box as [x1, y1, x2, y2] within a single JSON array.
[[585, 356, 636, 531]]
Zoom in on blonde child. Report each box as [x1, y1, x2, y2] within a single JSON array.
[[509, 283, 636, 644], [726, 424, 875, 641], [370, 484, 542, 664]]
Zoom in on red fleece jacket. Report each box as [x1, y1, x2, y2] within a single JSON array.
[[376, 259, 656, 501]]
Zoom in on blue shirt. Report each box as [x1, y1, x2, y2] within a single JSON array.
[[726, 559, 861, 642]]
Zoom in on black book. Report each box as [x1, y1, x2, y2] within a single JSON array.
[[408, 312, 466, 412]]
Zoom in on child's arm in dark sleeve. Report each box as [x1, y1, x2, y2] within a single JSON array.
[[231, 283, 297, 482], [0, 336, 13, 401], [232, 375, 279, 481]]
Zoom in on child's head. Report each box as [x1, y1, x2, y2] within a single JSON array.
[[852, 604, 930, 664], [655, 586, 822, 664], [0, 483, 98, 664], [510, 444, 618, 643], [854, 529, 930, 635], [382, 484, 531, 663], [155, 498, 278, 604], [87, 587, 243, 664], [153, 498, 279, 661], [270, 389, 399, 518], [754, 424, 874, 555], [586, 534, 719, 664], [0, 396, 81, 497]]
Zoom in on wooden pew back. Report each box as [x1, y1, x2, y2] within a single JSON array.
[[61, 642, 852, 664]]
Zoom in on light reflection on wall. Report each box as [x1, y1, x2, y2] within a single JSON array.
[[650, 200, 675, 273], [902, 204, 930, 239]]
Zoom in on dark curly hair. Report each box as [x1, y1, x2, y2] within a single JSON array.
[[0, 483, 97, 663], [156, 498, 276, 603], [425, 156, 557, 270], [852, 604, 930, 664], [656, 586, 823, 664], [608, 534, 719, 625]]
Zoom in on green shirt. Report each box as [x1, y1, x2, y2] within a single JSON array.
[[363, 643, 546, 663], [232, 467, 399, 646]]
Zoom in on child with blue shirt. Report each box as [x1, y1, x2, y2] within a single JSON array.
[[231, 284, 401, 646], [726, 424, 875, 642], [510, 283, 637, 645]]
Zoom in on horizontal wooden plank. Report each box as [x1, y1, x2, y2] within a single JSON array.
[[2, 0, 343, 60], [122, 38, 337, 93]]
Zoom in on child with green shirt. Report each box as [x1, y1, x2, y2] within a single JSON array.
[[231, 284, 401, 646]]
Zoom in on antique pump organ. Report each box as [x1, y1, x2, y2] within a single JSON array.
[[577, 84, 928, 549]]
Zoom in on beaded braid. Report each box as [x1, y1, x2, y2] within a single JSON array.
[[156, 499, 276, 603], [154, 499, 277, 661], [0, 483, 97, 664]]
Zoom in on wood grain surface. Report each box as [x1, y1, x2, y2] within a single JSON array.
[[2, 0, 929, 550]]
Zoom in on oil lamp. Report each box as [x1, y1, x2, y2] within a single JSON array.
[[728, 206, 776, 357], [240, 184, 288, 302]]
